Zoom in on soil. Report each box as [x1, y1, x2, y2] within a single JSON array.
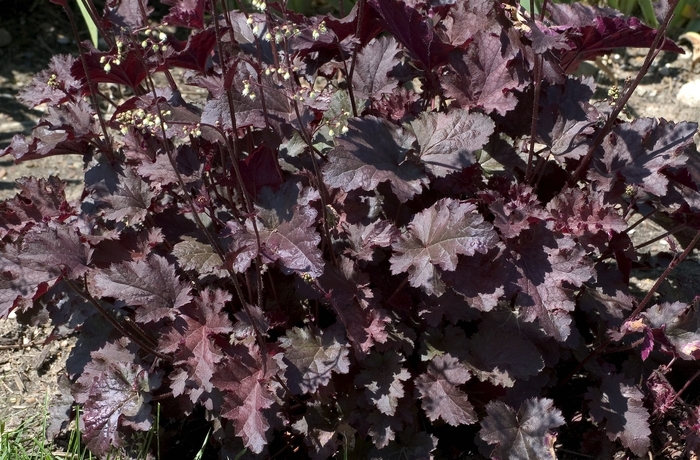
[[1, 3, 700, 458]]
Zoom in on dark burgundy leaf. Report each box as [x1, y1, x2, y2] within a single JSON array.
[[255, 181, 324, 278], [355, 350, 410, 416], [104, 0, 152, 29], [353, 36, 401, 100], [410, 109, 494, 178], [100, 167, 155, 224], [549, 3, 684, 72], [546, 187, 627, 251], [172, 236, 225, 277], [644, 301, 700, 360], [415, 354, 476, 426], [162, 0, 206, 29], [367, 0, 453, 69], [214, 346, 277, 453], [391, 198, 498, 296], [586, 372, 651, 456], [72, 341, 160, 455], [442, 246, 510, 312], [19, 54, 82, 107], [466, 326, 544, 387], [18, 223, 92, 279], [0, 242, 58, 318], [73, 47, 149, 92], [504, 223, 594, 341], [590, 118, 695, 196], [480, 398, 564, 460], [435, 0, 501, 47], [164, 28, 216, 72], [537, 76, 599, 161], [344, 219, 399, 262], [239, 144, 283, 199], [160, 289, 233, 400], [90, 254, 192, 323], [417, 289, 481, 326], [0, 176, 69, 239], [481, 183, 548, 239], [369, 431, 438, 459], [1, 127, 91, 162], [443, 30, 528, 115], [315, 259, 388, 355], [279, 324, 350, 394], [323, 116, 427, 203]]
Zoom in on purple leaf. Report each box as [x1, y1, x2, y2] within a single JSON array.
[[100, 167, 156, 225], [344, 219, 399, 262], [0, 176, 69, 239], [390, 198, 498, 296], [323, 116, 427, 203], [162, 0, 207, 29], [442, 247, 510, 312], [0, 242, 58, 318], [415, 354, 476, 426], [315, 259, 388, 356], [172, 236, 225, 277], [590, 118, 696, 197], [19, 54, 82, 107], [90, 254, 192, 323], [104, 0, 152, 29], [353, 36, 401, 100], [644, 301, 700, 360], [160, 289, 233, 399], [480, 398, 564, 460], [549, 3, 684, 72], [215, 347, 277, 454], [367, 0, 453, 69], [443, 30, 527, 115], [252, 181, 324, 278], [354, 350, 410, 416], [466, 326, 544, 387], [279, 324, 350, 395], [504, 223, 594, 341], [18, 223, 92, 279], [164, 28, 216, 72], [410, 109, 495, 178], [586, 373, 651, 456], [72, 341, 160, 455]]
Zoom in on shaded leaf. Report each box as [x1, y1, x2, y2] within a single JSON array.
[[411, 109, 494, 178], [90, 254, 192, 323], [415, 354, 476, 426], [391, 198, 498, 296], [353, 36, 401, 100], [323, 116, 427, 203], [586, 373, 651, 456], [160, 289, 233, 400], [355, 350, 410, 416], [480, 398, 564, 460], [279, 324, 350, 395]]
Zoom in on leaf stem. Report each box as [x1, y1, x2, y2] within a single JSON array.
[[566, 0, 680, 186], [63, 277, 170, 360], [623, 228, 700, 325]]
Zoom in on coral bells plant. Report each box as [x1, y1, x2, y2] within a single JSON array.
[[4, 0, 700, 457]]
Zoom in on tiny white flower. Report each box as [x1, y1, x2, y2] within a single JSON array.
[[103, 62, 111, 73]]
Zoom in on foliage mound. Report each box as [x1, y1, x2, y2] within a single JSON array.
[[2, 0, 700, 457]]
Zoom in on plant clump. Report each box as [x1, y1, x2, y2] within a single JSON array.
[[2, 0, 700, 458]]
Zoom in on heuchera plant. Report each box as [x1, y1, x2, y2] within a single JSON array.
[[3, 0, 700, 457]]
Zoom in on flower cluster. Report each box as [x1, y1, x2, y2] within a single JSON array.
[[141, 28, 168, 53], [100, 39, 126, 73], [116, 108, 170, 135]]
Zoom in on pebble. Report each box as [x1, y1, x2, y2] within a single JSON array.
[[677, 79, 700, 107]]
